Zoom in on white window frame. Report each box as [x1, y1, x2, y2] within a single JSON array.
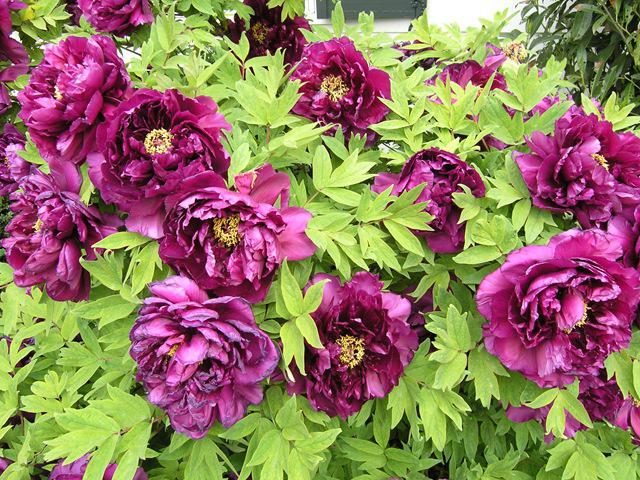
[[302, 1, 415, 31], [304, 0, 318, 22]]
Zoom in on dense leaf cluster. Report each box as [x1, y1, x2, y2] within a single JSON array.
[[522, 0, 640, 108], [1, 1, 640, 480]]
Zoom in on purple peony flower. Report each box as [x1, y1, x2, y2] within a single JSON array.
[[88, 88, 231, 239], [0, 0, 24, 36], [506, 372, 623, 439], [0, 457, 10, 473], [159, 165, 315, 303], [64, 0, 83, 24], [227, 0, 310, 65], [2, 170, 119, 302], [427, 58, 507, 91], [288, 272, 419, 418], [130, 275, 279, 439], [290, 37, 391, 144], [50, 455, 147, 480], [18, 35, 131, 166], [0, 124, 29, 196], [0, 0, 28, 74], [0, 0, 29, 115], [373, 148, 486, 253], [514, 113, 640, 228], [477, 229, 640, 388], [608, 205, 640, 271], [614, 398, 640, 443], [0, 85, 10, 114], [77, 0, 153, 36], [514, 114, 615, 227], [599, 127, 640, 194]]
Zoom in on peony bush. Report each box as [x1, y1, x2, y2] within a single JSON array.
[[0, 1, 640, 479]]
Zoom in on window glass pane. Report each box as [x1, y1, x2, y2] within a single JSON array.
[[316, 0, 424, 19]]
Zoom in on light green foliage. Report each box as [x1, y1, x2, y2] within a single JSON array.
[[3, 1, 640, 479]]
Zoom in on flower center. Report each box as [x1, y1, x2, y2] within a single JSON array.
[[320, 75, 350, 102], [167, 344, 179, 357], [564, 306, 589, 334], [250, 22, 269, 45], [53, 85, 63, 100], [33, 218, 43, 232], [592, 153, 609, 171], [212, 214, 241, 248], [503, 42, 527, 63], [144, 128, 174, 155], [336, 335, 365, 368]]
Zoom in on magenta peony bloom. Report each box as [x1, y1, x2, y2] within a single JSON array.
[[64, 0, 82, 25], [478, 229, 640, 388], [88, 88, 231, 238], [288, 272, 419, 418], [0, 124, 29, 196], [514, 115, 615, 227], [290, 37, 391, 144], [50, 455, 147, 480], [506, 373, 623, 439], [599, 127, 640, 194], [0, 85, 9, 114], [608, 206, 640, 271], [0, 0, 25, 36], [0, 457, 10, 473], [373, 148, 485, 253], [2, 171, 118, 302], [614, 398, 640, 442], [427, 59, 507, 91], [130, 275, 279, 439], [227, 0, 310, 65], [159, 165, 315, 303], [0, 0, 28, 75], [0, 0, 28, 115], [514, 113, 640, 228], [18, 35, 131, 166], [77, 0, 153, 36]]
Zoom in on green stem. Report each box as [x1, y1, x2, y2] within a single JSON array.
[[599, 0, 633, 54]]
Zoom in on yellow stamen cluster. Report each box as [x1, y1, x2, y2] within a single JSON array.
[[212, 214, 242, 248], [592, 153, 609, 171], [320, 75, 350, 102], [336, 335, 365, 368], [144, 128, 174, 155], [33, 218, 43, 232], [503, 42, 527, 63], [250, 22, 269, 45], [53, 85, 63, 100], [167, 344, 179, 357]]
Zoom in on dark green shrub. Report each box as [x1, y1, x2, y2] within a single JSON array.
[[522, 0, 640, 105]]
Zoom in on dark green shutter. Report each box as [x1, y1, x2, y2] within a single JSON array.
[[316, 0, 423, 20]]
